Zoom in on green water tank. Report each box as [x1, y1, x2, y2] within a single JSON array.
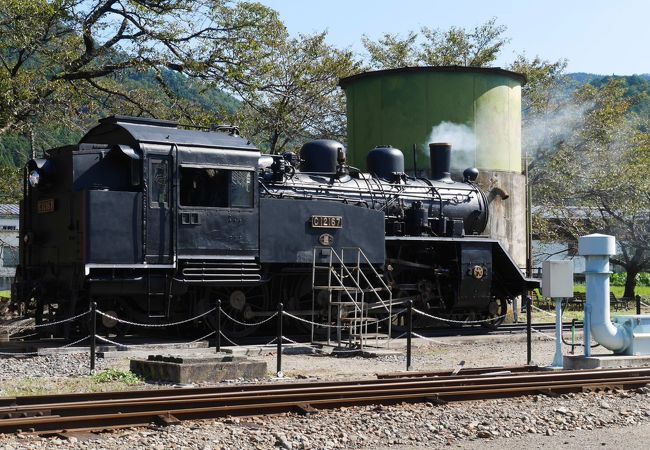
[[338, 66, 525, 173]]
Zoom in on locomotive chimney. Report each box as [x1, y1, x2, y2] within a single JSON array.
[[429, 142, 453, 183]]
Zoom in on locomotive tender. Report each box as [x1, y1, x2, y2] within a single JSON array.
[[13, 115, 538, 338]]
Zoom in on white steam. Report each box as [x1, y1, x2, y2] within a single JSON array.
[[423, 121, 478, 170], [523, 101, 594, 158]]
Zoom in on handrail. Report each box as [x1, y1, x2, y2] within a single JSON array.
[[341, 247, 391, 310], [312, 246, 393, 349]]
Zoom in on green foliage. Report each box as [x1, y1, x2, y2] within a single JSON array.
[[0, 165, 21, 203], [532, 79, 650, 297], [91, 369, 143, 385], [610, 273, 628, 286], [0, 0, 282, 135], [361, 31, 419, 69], [234, 31, 362, 153], [362, 18, 509, 69], [587, 75, 650, 118], [510, 55, 569, 116], [611, 273, 650, 287]]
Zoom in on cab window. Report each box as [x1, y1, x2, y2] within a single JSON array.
[[230, 170, 254, 208], [150, 159, 169, 207], [179, 167, 254, 208]]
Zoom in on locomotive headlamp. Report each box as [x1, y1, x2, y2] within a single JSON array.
[[28, 170, 40, 187], [26, 158, 55, 188]]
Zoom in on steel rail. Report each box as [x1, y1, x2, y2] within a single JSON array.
[[377, 364, 540, 378], [0, 365, 538, 408], [1, 368, 649, 434], [0, 376, 648, 434], [2, 367, 649, 413], [4, 374, 649, 418], [1, 366, 647, 411]]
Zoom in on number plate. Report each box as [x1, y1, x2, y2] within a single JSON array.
[[37, 198, 55, 214], [310, 215, 342, 228]]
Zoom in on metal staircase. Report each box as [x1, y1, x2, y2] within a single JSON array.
[[311, 247, 392, 349]]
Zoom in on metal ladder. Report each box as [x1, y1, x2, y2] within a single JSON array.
[[311, 247, 392, 349]]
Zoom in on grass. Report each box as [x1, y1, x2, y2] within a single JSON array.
[[91, 368, 143, 385], [0, 375, 146, 397], [572, 284, 650, 298], [526, 283, 650, 323], [0, 290, 10, 299]]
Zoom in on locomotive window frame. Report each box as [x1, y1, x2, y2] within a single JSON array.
[[149, 158, 170, 209], [178, 164, 255, 209]]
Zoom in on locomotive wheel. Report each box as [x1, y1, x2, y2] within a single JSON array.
[[481, 297, 509, 330], [288, 277, 330, 338], [94, 299, 132, 338], [76, 298, 131, 339], [203, 285, 270, 339]]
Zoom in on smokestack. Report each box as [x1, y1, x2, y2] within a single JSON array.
[[429, 142, 452, 183]]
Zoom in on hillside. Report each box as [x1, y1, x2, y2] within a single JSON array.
[[567, 73, 650, 117]]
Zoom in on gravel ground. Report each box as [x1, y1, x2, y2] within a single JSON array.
[[0, 353, 112, 381], [3, 332, 650, 449]]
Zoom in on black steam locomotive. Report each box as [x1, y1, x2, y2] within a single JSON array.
[[12, 116, 538, 338]]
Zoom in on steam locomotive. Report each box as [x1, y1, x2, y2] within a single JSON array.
[[12, 115, 538, 338]]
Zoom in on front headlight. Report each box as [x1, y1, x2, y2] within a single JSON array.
[[28, 170, 40, 187]]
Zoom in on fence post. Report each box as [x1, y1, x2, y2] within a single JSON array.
[[526, 295, 532, 365], [277, 302, 283, 377], [90, 301, 97, 373], [406, 300, 413, 371], [571, 318, 576, 354], [636, 295, 641, 316], [215, 299, 221, 353]]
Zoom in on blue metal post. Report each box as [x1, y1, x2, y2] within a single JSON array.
[[584, 303, 591, 357], [551, 298, 563, 367]]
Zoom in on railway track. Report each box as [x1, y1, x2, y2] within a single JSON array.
[[0, 366, 648, 435]]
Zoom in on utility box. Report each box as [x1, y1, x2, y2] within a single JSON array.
[[542, 260, 574, 298]]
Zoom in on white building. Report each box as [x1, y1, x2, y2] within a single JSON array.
[[0, 204, 19, 291]]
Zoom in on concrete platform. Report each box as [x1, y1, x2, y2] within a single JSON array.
[[564, 354, 650, 370], [130, 353, 267, 383]]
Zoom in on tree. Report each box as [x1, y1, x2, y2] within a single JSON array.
[[231, 31, 362, 153], [361, 18, 509, 69], [0, 0, 282, 134], [0, 166, 21, 203], [509, 55, 568, 118], [362, 31, 418, 70], [532, 80, 650, 297]]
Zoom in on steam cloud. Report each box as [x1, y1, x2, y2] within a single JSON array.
[[522, 101, 594, 158], [424, 122, 478, 170], [422, 101, 593, 173]]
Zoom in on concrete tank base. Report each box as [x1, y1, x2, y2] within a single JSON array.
[[130, 354, 267, 383], [563, 354, 650, 370], [476, 170, 527, 269]]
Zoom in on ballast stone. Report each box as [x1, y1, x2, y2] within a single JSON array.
[[129, 353, 267, 383]]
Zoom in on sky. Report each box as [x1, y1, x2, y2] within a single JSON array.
[[258, 0, 650, 75]]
